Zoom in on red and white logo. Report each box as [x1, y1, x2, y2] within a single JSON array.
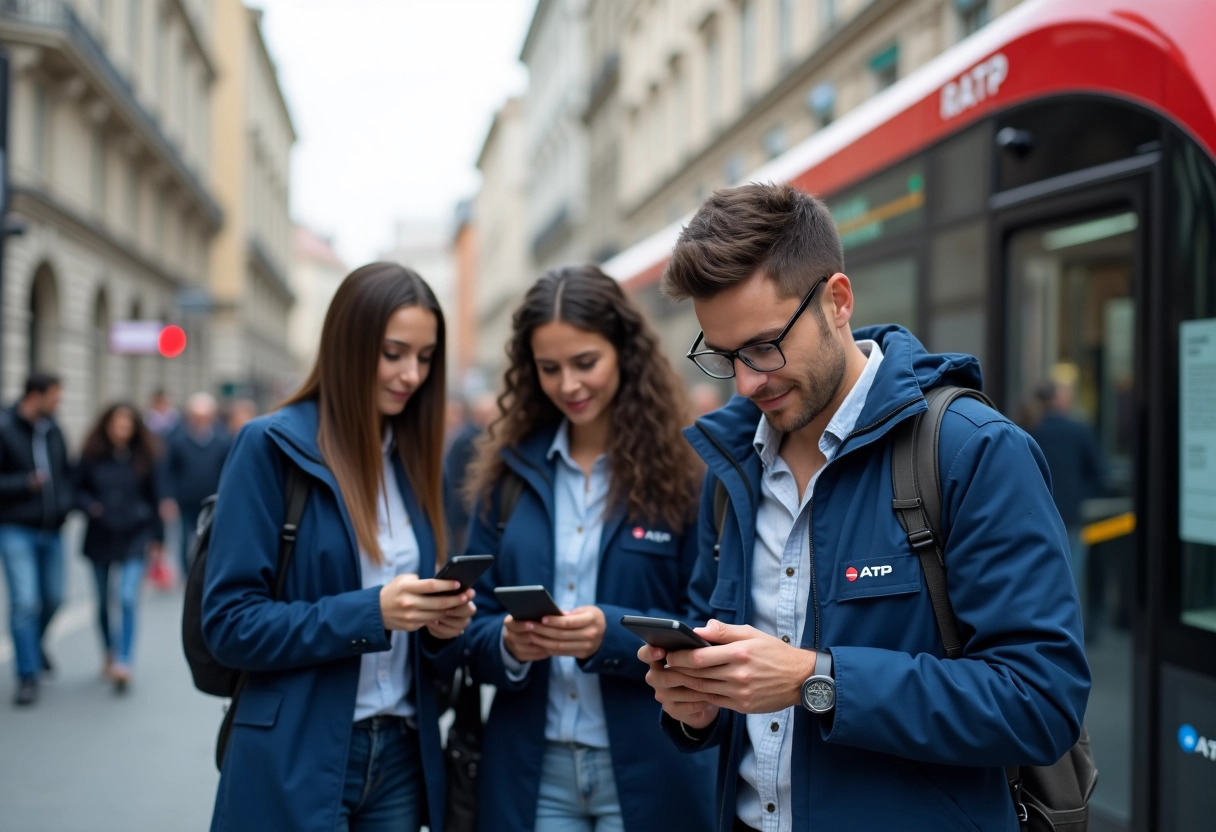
[[846, 564, 893, 581], [632, 526, 672, 543]]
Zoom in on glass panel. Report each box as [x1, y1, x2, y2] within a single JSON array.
[[1173, 138, 1216, 636], [847, 255, 916, 331], [827, 159, 925, 251], [931, 125, 989, 223], [1006, 208, 1138, 827], [929, 221, 987, 368]]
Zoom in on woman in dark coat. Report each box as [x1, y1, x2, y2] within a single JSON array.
[[76, 402, 164, 692]]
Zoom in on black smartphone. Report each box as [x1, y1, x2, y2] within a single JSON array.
[[620, 615, 712, 651], [494, 585, 564, 621], [430, 554, 495, 596]]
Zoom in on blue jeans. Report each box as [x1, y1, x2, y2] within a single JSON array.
[[535, 742, 624, 832], [0, 525, 64, 680], [335, 716, 423, 832], [91, 557, 145, 665]]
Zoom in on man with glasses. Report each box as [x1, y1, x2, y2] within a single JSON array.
[[639, 183, 1089, 831]]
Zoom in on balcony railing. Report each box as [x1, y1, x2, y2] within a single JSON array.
[[0, 0, 223, 228]]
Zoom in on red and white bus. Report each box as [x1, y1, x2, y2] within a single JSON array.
[[604, 2, 1216, 829]]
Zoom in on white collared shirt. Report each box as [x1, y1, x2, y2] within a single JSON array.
[[353, 436, 420, 722], [736, 340, 884, 831]]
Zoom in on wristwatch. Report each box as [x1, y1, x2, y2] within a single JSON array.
[[800, 649, 835, 714]]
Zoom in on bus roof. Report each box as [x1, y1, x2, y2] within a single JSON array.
[[604, 0, 1216, 290]]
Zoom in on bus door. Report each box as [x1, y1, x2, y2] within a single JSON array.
[[993, 173, 1151, 832]]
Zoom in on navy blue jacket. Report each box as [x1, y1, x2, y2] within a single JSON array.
[[201, 401, 458, 832], [165, 425, 232, 514], [666, 326, 1090, 832], [462, 426, 717, 832], [1029, 412, 1106, 527]]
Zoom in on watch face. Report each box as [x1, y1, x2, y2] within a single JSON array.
[[803, 679, 834, 712]]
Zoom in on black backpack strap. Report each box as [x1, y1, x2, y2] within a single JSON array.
[[890, 386, 994, 660], [712, 479, 729, 562], [274, 461, 312, 599], [496, 470, 525, 537]]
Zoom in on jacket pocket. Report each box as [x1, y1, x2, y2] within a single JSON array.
[[836, 554, 922, 602], [232, 689, 283, 728]]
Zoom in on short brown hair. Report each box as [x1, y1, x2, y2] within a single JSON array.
[[662, 182, 843, 301]]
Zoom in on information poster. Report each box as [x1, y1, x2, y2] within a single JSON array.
[[1181, 319, 1216, 546]]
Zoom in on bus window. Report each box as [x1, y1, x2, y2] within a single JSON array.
[[929, 220, 987, 368], [847, 255, 916, 332], [1174, 140, 1216, 635], [930, 125, 989, 224]]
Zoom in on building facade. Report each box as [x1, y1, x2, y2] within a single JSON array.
[[583, 0, 626, 264], [0, 0, 221, 442], [286, 224, 345, 384], [450, 199, 477, 380], [473, 96, 529, 378], [618, 0, 1022, 247], [209, 0, 295, 409], [521, 0, 592, 274]]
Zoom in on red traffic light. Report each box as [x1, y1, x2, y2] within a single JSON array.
[[157, 325, 187, 358]]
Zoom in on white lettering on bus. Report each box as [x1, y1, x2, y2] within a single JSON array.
[[940, 53, 1009, 120]]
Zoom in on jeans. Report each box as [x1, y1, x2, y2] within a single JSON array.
[[535, 742, 624, 832], [0, 525, 64, 680], [335, 716, 423, 832], [92, 557, 145, 665]]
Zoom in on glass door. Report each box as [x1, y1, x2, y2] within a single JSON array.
[[1000, 186, 1145, 832]]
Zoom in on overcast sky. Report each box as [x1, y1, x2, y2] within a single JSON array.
[[253, 0, 536, 267]]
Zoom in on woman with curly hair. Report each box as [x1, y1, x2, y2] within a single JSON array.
[[460, 264, 715, 832]]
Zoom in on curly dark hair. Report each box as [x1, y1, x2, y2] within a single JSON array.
[[80, 402, 161, 477], [465, 265, 702, 529]]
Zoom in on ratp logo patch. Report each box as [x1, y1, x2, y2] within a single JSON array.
[[631, 527, 671, 543]]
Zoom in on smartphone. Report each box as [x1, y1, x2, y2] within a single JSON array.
[[430, 554, 495, 596], [620, 615, 712, 651], [494, 585, 564, 621]]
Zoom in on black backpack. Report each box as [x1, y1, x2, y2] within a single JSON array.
[[711, 386, 1098, 831], [444, 470, 525, 832], [181, 460, 311, 768]]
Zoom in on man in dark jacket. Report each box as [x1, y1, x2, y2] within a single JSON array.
[[639, 184, 1090, 831], [162, 393, 232, 576], [0, 373, 75, 706]]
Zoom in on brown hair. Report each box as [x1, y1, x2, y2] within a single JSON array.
[[81, 402, 160, 477], [662, 182, 844, 302], [465, 265, 702, 529], [282, 262, 447, 563]]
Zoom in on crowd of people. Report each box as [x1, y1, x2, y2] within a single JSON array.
[[3, 183, 1092, 832], [0, 375, 255, 703]]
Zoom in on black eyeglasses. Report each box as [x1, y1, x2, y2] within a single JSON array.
[[686, 276, 829, 379]]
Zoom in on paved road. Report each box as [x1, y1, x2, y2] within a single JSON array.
[[0, 527, 222, 832]]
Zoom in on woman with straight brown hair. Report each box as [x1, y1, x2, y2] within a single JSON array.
[[202, 263, 475, 832], [460, 264, 716, 832]]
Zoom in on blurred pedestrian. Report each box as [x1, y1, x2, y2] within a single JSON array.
[[144, 388, 180, 438], [461, 265, 715, 832], [689, 381, 726, 417], [1029, 365, 1107, 638], [201, 263, 475, 831], [163, 393, 231, 577], [0, 372, 73, 707], [442, 389, 499, 556], [225, 399, 258, 436], [76, 404, 164, 693]]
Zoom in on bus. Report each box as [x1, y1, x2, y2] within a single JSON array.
[[603, 1, 1216, 830]]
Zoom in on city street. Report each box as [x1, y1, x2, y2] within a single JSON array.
[[0, 528, 221, 832]]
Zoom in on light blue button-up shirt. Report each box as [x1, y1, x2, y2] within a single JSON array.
[[353, 437, 420, 723], [736, 340, 883, 831], [500, 422, 612, 748]]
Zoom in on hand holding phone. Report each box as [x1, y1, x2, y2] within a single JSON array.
[[620, 615, 712, 652], [493, 585, 563, 621], [430, 554, 495, 596]]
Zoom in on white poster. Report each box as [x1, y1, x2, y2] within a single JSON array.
[[1181, 319, 1216, 546]]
